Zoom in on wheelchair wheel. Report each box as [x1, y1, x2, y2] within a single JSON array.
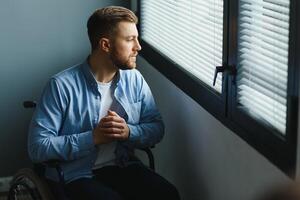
[[7, 168, 55, 200]]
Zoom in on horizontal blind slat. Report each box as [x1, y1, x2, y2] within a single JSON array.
[[237, 0, 290, 134]]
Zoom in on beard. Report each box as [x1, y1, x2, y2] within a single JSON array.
[[109, 47, 136, 70]]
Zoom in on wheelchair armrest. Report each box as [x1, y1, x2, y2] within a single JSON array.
[[137, 146, 155, 171]]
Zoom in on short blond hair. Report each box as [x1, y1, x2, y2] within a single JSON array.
[[87, 6, 138, 50]]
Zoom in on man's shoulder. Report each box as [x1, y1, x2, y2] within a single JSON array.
[[51, 63, 83, 83]]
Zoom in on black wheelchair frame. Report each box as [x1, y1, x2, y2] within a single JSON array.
[[7, 101, 155, 200]]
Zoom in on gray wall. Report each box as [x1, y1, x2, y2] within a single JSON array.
[[1, 1, 299, 200], [137, 56, 297, 200], [0, 0, 129, 177]]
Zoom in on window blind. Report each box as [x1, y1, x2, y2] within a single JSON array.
[[237, 0, 290, 134], [141, 0, 224, 93]]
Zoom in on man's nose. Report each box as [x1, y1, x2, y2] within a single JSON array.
[[135, 39, 142, 51]]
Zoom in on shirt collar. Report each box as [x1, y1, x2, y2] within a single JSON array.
[[81, 57, 121, 89]]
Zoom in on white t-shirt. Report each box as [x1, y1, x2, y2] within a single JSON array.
[[93, 80, 117, 169]]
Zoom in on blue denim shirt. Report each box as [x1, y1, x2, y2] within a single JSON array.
[[28, 60, 164, 183]]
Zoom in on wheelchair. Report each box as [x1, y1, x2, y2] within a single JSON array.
[[7, 101, 155, 200]]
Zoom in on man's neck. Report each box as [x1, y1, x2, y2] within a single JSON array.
[[88, 52, 117, 83]]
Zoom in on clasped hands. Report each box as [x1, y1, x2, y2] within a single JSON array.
[[93, 110, 129, 145]]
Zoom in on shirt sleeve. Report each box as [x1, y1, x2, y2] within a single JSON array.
[[126, 71, 165, 148], [28, 78, 95, 163]]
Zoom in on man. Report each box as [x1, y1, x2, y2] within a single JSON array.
[[28, 6, 180, 200]]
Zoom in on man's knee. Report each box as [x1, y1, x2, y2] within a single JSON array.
[[160, 181, 181, 200], [143, 178, 180, 200]]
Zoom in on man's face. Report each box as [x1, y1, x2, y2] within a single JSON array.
[[109, 22, 142, 70]]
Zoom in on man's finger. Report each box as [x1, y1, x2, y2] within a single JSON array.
[[101, 116, 123, 123], [100, 127, 122, 134], [103, 133, 125, 140], [101, 121, 124, 129], [108, 110, 119, 117]]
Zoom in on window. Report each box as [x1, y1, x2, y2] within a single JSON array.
[[236, 0, 290, 135], [138, 0, 299, 176], [141, 0, 224, 93]]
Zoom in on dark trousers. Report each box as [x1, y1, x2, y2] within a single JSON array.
[[48, 163, 180, 200]]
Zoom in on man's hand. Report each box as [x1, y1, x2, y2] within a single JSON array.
[[92, 110, 129, 145], [101, 110, 130, 140], [92, 124, 114, 145]]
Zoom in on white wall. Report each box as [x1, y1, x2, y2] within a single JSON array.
[[137, 56, 296, 200]]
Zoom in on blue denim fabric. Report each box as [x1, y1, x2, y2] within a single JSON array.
[[28, 60, 164, 183]]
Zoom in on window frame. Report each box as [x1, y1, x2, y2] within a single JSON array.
[[137, 0, 299, 177], [137, 0, 229, 125]]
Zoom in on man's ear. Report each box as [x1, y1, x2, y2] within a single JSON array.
[[99, 38, 111, 52]]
